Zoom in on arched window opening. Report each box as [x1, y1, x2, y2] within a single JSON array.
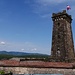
[[58, 23, 60, 27], [58, 34, 60, 39]]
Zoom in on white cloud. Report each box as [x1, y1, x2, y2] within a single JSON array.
[[31, 48, 37, 51], [35, 0, 68, 5], [0, 41, 5, 45], [0, 41, 38, 52], [25, 0, 75, 18], [33, 0, 75, 7], [25, 0, 73, 5], [0, 41, 50, 54], [21, 48, 25, 51], [41, 13, 51, 18]]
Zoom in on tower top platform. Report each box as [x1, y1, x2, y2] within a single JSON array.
[[52, 10, 72, 23]]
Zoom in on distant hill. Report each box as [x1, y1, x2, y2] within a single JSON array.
[[0, 51, 49, 56], [0, 51, 29, 56], [0, 51, 50, 60]]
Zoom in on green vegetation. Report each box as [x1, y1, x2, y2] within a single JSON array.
[[0, 70, 12, 75], [0, 70, 5, 74], [18, 54, 49, 58], [0, 54, 14, 60], [0, 54, 50, 61], [18, 54, 50, 61]]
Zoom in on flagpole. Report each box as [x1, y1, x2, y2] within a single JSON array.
[[66, 5, 71, 15]]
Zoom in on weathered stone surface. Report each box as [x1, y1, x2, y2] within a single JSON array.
[[0, 60, 73, 68], [51, 10, 74, 62], [0, 67, 75, 74], [0, 60, 75, 74]]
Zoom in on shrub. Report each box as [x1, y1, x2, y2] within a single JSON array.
[[0, 70, 5, 74]]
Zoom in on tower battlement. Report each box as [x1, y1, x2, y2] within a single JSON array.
[[52, 10, 72, 23]]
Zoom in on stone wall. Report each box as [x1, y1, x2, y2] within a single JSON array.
[[51, 10, 74, 62], [0, 67, 75, 75], [0, 60, 75, 74]]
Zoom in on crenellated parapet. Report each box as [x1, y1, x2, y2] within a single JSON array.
[[52, 10, 72, 23]]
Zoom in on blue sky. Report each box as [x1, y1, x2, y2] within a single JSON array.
[[0, 0, 75, 55]]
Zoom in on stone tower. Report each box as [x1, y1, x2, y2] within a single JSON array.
[[51, 10, 74, 62]]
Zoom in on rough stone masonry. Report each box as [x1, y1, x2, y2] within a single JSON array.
[[51, 10, 75, 62]]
